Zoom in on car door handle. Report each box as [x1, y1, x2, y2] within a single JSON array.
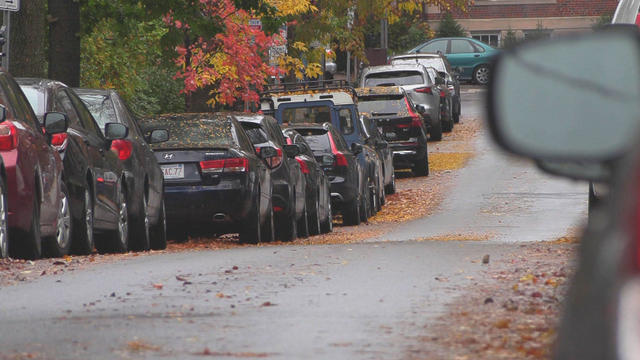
[[474, 54, 480, 57]]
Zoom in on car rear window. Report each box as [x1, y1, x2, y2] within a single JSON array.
[[392, 58, 446, 73], [144, 116, 237, 149], [282, 106, 332, 125], [241, 122, 270, 145], [363, 71, 424, 87], [295, 128, 331, 152], [76, 93, 118, 130], [358, 95, 407, 116]]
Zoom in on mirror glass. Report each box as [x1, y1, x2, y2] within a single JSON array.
[[149, 129, 169, 144], [491, 29, 640, 161], [44, 112, 68, 134], [105, 122, 129, 140]]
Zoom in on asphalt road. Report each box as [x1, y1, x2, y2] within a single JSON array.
[[0, 87, 587, 360]]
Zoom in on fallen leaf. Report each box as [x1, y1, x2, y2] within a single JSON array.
[[152, 283, 163, 290]]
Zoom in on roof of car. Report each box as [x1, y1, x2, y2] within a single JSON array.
[[391, 53, 443, 59], [73, 88, 114, 97], [362, 64, 428, 74], [15, 77, 67, 89], [355, 86, 404, 97]]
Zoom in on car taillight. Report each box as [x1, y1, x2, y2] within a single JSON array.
[[415, 87, 433, 94], [0, 121, 18, 151], [200, 157, 248, 173], [51, 133, 67, 146], [296, 157, 309, 174], [286, 137, 293, 145], [327, 132, 348, 167], [405, 98, 423, 128], [110, 139, 133, 160], [439, 89, 446, 98]]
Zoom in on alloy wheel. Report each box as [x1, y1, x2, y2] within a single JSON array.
[[0, 184, 7, 258], [55, 192, 71, 249]]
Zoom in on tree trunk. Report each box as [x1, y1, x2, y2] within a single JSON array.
[[9, 0, 46, 77], [48, 0, 80, 86]]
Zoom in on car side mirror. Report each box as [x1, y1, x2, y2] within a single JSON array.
[[259, 146, 278, 160], [488, 27, 640, 162], [0, 105, 6, 123], [283, 144, 300, 158], [104, 122, 129, 141], [43, 112, 68, 135], [148, 129, 169, 144], [435, 76, 445, 85], [295, 143, 306, 155], [415, 104, 427, 115], [438, 71, 447, 79], [351, 142, 363, 155]]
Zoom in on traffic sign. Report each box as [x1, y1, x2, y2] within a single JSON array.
[[0, 0, 19, 12]]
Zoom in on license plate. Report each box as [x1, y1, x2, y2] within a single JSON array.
[[161, 164, 184, 179], [385, 132, 397, 140]]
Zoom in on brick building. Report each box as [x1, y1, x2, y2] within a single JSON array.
[[424, 0, 619, 47]]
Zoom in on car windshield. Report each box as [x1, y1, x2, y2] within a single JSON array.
[[282, 106, 332, 124], [20, 86, 46, 119], [364, 71, 424, 87], [76, 93, 118, 130], [144, 116, 237, 149], [296, 128, 331, 152], [393, 58, 446, 73], [358, 95, 407, 116]]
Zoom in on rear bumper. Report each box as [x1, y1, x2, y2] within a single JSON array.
[[390, 142, 427, 168], [328, 177, 357, 207]]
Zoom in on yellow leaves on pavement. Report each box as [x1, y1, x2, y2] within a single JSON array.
[[429, 152, 474, 172]]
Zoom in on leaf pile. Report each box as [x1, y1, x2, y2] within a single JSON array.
[[429, 152, 474, 172]]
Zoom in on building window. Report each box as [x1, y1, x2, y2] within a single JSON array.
[[472, 33, 500, 48]]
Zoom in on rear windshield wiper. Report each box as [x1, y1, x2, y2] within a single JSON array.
[[371, 112, 397, 116]]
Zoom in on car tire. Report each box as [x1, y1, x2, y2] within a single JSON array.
[[0, 177, 7, 259], [278, 194, 298, 242], [342, 196, 361, 226], [360, 187, 371, 222], [473, 64, 490, 85], [385, 172, 396, 195], [413, 152, 430, 177], [43, 182, 72, 258], [96, 186, 129, 253], [308, 193, 321, 236], [297, 201, 309, 238], [240, 199, 261, 244], [150, 199, 167, 250], [430, 117, 443, 141], [129, 191, 151, 251], [15, 192, 42, 260], [320, 200, 333, 234], [72, 187, 94, 255], [261, 198, 275, 243]]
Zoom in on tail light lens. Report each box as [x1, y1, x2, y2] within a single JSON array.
[[200, 157, 248, 173], [327, 132, 348, 167], [405, 98, 423, 129], [51, 133, 68, 151], [0, 121, 18, 151], [110, 139, 133, 160], [414, 87, 433, 94], [296, 157, 309, 174], [439, 89, 446, 98]]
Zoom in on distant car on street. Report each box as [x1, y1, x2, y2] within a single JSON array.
[[408, 37, 499, 85]]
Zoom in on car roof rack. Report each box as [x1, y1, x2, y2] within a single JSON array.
[[261, 80, 356, 97]]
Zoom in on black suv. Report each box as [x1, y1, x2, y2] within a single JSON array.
[[234, 113, 308, 241], [356, 86, 429, 176]]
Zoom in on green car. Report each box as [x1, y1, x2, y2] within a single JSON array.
[[408, 37, 499, 85]]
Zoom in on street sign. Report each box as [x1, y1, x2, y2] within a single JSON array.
[[249, 18, 262, 30], [0, 0, 19, 12]]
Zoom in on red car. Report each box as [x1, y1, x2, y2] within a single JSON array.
[[0, 72, 70, 259]]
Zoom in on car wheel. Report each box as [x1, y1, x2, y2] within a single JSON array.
[[308, 193, 321, 236], [297, 201, 309, 238], [342, 196, 361, 226], [0, 177, 7, 259], [240, 197, 262, 244], [360, 186, 371, 222], [261, 198, 275, 243], [320, 189, 333, 234], [72, 187, 94, 255], [44, 182, 72, 258], [130, 190, 151, 251], [15, 192, 42, 259], [96, 187, 129, 253], [429, 116, 443, 141], [413, 152, 430, 177], [385, 172, 396, 195], [453, 104, 461, 123], [277, 193, 298, 242], [473, 64, 490, 85], [150, 199, 167, 250]]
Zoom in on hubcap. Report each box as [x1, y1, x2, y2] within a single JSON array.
[[118, 197, 128, 246], [85, 190, 94, 246], [0, 187, 7, 257], [56, 193, 71, 248], [143, 194, 150, 240], [476, 67, 490, 84]]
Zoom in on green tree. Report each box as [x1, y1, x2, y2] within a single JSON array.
[[436, 12, 465, 38], [502, 28, 518, 48], [525, 22, 550, 41], [593, 12, 613, 29]]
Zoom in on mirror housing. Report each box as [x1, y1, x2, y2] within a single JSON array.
[[43, 112, 68, 135], [104, 122, 129, 141], [283, 144, 300, 158], [259, 146, 278, 160], [488, 27, 640, 162], [415, 104, 428, 115], [148, 129, 169, 144], [351, 142, 363, 155], [434, 76, 445, 85]]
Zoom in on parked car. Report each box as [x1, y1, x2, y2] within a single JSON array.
[[0, 74, 71, 259], [74, 88, 167, 250], [140, 113, 275, 244], [360, 64, 444, 141], [282, 128, 333, 234], [485, 25, 640, 359], [234, 113, 308, 240], [390, 53, 462, 123], [261, 81, 378, 221], [408, 37, 499, 85], [287, 122, 366, 225], [359, 114, 395, 195], [424, 66, 454, 132], [17, 78, 133, 255], [356, 86, 429, 176]]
